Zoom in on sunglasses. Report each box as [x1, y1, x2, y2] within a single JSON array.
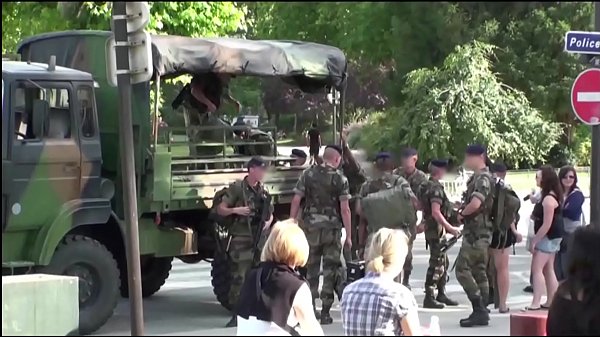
[[562, 175, 576, 180]]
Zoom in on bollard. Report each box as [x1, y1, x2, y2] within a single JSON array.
[[510, 311, 548, 336]]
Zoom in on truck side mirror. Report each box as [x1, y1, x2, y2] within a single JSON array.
[[32, 99, 48, 138]]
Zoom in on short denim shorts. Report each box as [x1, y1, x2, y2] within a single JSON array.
[[535, 236, 562, 254]]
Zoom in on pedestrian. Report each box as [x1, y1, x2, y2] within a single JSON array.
[[555, 165, 585, 282], [420, 159, 461, 309], [455, 144, 495, 327], [289, 145, 353, 325], [306, 122, 321, 165], [525, 165, 563, 311], [524, 174, 543, 294], [487, 161, 522, 313], [217, 157, 274, 327], [393, 147, 427, 289], [546, 225, 600, 336], [340, 228, 422, 336], [236, 219, 324, 336]]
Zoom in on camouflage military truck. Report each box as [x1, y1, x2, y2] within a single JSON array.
[[2, 31, 347, 334]]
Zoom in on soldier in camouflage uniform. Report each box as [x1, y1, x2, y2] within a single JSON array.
[[455, 144, 495, 327], [420, 159, 461, 309], [357, 152, 418, 256], [217, 157, 274, 327], [290, 145, 352, 325], [393, 147, 428, 289]]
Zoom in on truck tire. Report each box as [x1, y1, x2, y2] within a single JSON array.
[[210, 251, 233, 311], [120, 257, 173, 298], [41, 235, 119, 335]]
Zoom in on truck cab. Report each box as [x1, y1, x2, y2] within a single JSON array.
[[2, 59, 115, 334]]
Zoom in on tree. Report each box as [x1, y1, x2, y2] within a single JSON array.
[[358, 42, 562, 166]]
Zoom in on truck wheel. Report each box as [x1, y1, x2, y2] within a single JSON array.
[[41, 235, 119, 335], [120, 257, 173, 298], [210, 251, 233, 311]]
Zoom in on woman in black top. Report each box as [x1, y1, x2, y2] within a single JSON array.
[[547, 226, 600, 336], [525, 166, 563, 311]]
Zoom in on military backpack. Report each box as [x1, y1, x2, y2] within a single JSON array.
[[490, 180, 521, 232], [361, 177, 417, 233], [209, 180, 244, 228]]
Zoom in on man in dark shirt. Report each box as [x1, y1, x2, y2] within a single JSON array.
[[306, 123, 321, 165], [189, 72, 241, 114]]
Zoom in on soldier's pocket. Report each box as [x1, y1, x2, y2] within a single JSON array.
[[304, 227, 322, 247]]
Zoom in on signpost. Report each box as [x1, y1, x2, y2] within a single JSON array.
[[107, 2, 152, 335], [566, 2, 600, 229]]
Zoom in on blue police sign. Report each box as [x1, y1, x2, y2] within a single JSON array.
[[564, 31, 600, 55]]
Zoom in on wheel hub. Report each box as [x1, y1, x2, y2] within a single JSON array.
[[65, 263, 98, 306]]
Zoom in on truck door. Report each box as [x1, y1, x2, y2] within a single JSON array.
[[76, 84, 102, 198], [6, 81, 81, 231]]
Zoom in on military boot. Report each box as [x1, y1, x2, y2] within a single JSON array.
[[459, 297, 490, 328], [487, 286, 495, 306], [225, 315, 237, 328], [436, 289, 459, 306], [320, 305, 333, 325], [312, 299, 321, 320], [436, 276, 458, 306], [402, 273, 412, 290], [481, 291, 491, 313], [423, 288, 445, 309]]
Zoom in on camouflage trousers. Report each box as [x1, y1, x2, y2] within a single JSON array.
[[228, 236, 257, 309], [455, 238, 490, 301], [304, 226, 343, 309], [425, 238, 450, 293], [402, 224, 417, 280]]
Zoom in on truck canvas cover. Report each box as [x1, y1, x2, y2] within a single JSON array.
[[17, 31, 348, 92]]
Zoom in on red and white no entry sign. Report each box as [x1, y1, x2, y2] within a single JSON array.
[[571, 68, 600, 126]]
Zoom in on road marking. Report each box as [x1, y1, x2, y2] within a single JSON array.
[[576, 91, 600, 102]]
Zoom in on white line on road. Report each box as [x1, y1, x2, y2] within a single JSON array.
[[577, 91, 600, 102]]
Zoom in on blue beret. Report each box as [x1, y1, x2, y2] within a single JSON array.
[[401, 147, 418, 158], [246, 156, 267, 169], [492, 161, 507, 173], [465, 144, 487, 156], [325, 144, 343, 155], [430, 159, 449, 168], [291, 149, 307, 158], [375, 152, 392, 161]]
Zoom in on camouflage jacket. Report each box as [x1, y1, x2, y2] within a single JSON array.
[[341, 159, 367, 198], [421, 178, 456, 240], [222, 177, 274, 237], [294, 164, 350, 228], [462, 167, 494, 243], [393, 167, 428, 199]]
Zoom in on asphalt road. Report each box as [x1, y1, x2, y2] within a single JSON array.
[[96, 195, 591, 336]]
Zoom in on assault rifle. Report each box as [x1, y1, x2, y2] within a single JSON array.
[[251, 194, 273, 262], [440, 233, 463, 253]]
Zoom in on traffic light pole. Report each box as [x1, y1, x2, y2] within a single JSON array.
[[112, 2, 145, 335], [591, 2, 600, 229]]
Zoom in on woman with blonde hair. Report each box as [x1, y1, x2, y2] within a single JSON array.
[[341, 228, 422, 336], [236, 219, 323, 336]]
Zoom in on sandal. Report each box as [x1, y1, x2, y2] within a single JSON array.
[[522, 306, 541, 311], [541, 304, 551, 309], [499, 308, 510, 314]]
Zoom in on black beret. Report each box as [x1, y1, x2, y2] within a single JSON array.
[[400, 147, 418, 158], [430, 159, 449, 168], [492, 161, 507, 173], [246, 156, 267, 169], [375, 152, 392, 161], [325, 144, 343, 155], [291, 149, 307, 158], [465, 144, 487, 156]]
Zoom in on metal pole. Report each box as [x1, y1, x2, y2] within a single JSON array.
[[591, 1, 600, 228], [332, 89, 337, 145], [113, 2, 145, 335]]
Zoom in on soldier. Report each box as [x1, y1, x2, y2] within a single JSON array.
[[290, 148, 308, 167], [217, 157, 274, 328], [393, 147, 427, 289], [357, 152, 415, 249], [420, 159, 461, 309], [455, 144, 495, 327], [290, 145, 352, 325]]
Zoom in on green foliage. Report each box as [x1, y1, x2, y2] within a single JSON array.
[[358, 42, 562, 166]]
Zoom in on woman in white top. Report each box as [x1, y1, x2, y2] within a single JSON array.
[[236, 219, 323, 336]]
